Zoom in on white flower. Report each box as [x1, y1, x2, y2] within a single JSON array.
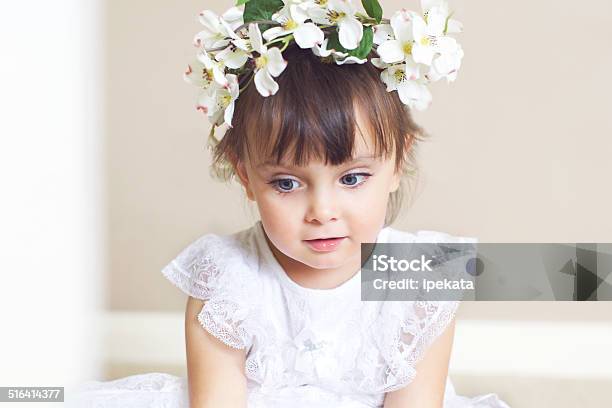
[[263, 4, 324, 49], [184, 52, 228, 89], [373, 59, 431, 110], [194, 9, 241, 49], [214, 40, 250, 70], [375, 9, 418, 65], [411, 5, 447, 65], [426, 37, 464, 82], [420, 0, 462, 33], [249, 23, 288, 97], [184, 59, 213, 88], [197, 74, 240, 127], [196, 49, 229, 87], [308, 0, 363, 50]]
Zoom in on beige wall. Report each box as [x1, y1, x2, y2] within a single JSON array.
[[105, 0, 612, 312]]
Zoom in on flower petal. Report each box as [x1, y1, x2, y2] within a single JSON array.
[[380, 66, 398, 91], [262, 26, 288, 42], [370, 57, 389, 69], [376, 39, 405, 64], [219, 17, 240, 39], [184, 60, 208, 87], [255, 69, 279, 96], [293, 23, 324, 48], [373, 24, 393, 45], [197, 90, 217, 116], [222, 48, 248, 69], [249, 23, 265, 53], [290, 4, 309, 24], [411, 43, 435, 65], [311, 38, 333, 57], [404, 59, 421, 80], [307, 6, 330, 25], [226, 74, 240, 98], [198, 10, 222, 33], [338, 16, 363, 50], [232, 38, 250, 51], [265, 47, 288, 77], [397, 80, 432, 110], [390, 9, 415, 42], [329, 0, 355, 15], [224, 101, 235, 127], [222, 6, 244, 30], [427, 5, 447, 36], [335, 55, 367, 65], [412, 14, 427, 40]]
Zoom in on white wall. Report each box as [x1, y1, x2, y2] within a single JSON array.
[[0, 0, 104, 392]]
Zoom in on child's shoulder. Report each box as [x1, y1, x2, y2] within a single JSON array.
[[160, 222, 264, 349], [381, 226, 478, 244], [160, 221, 263, 300]]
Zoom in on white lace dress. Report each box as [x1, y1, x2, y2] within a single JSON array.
[[69, 221, 511, 408]]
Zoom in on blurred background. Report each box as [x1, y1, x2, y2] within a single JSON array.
[[2, 0, 612, 406]]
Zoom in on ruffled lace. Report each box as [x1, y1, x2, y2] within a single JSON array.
[[377, 300, 460, 392], [161, 232, 261, 350]]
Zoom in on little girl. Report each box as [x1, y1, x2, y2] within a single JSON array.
[[71, 1, 512, 407]]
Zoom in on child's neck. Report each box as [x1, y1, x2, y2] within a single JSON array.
[[265, 235, 361, 290]]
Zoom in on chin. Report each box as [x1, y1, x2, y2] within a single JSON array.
[[299, 252, 347, 270]]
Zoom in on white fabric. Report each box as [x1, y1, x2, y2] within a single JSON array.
[[69, 221, 511, 408]]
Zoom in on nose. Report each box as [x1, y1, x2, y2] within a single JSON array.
[[304, 186, 338, 224]]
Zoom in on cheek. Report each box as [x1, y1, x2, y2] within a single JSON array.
[[350, 175, 394, 212], [253, 193, 302, 239], [344, 176, 394, 232]]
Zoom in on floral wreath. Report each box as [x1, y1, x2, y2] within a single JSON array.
[[184, 0, 464, 145]]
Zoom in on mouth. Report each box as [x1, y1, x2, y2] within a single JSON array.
[[303, 236, 347, 252]]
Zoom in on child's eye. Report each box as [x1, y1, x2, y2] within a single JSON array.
[[269, 178, 300, 193], [340, 172, 371, 187]]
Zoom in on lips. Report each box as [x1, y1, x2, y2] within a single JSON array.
[[303, 236, 347, 252]]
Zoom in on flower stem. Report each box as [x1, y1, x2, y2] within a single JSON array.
[[264, 36, 288, 48], [279, 34, 294, 52], [239, 71, 255, 92]]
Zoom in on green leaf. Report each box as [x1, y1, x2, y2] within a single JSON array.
[[361, 0, 383, 23], [327, 26, 374, 60], [235, 0, 250, 6], [243, 0, 284, 32]]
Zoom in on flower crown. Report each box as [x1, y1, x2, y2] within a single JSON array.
[[184, 0, 464, 144]]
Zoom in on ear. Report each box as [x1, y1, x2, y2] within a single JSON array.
[[235, 161, 256, 201]]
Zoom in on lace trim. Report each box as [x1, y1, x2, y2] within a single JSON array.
[[198, 298, 251, 350], [161, 232, 259, 351], [161, 261, 216, 300], [382, 300, 459, 392]]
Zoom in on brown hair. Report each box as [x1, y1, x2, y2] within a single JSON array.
[[211, 43, 427, 226]]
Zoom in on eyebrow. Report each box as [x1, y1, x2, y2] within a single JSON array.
[[256, 154, 380, 169]]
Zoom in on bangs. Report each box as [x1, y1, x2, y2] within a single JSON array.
[[213, 43, 422, 174]]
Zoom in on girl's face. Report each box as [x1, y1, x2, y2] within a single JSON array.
[[236, 109, 401, 273]]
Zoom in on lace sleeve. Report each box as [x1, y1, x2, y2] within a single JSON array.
[[379, 300, 460, 392], [161, 233, 260, 350], [374, 229, 473, 392]]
